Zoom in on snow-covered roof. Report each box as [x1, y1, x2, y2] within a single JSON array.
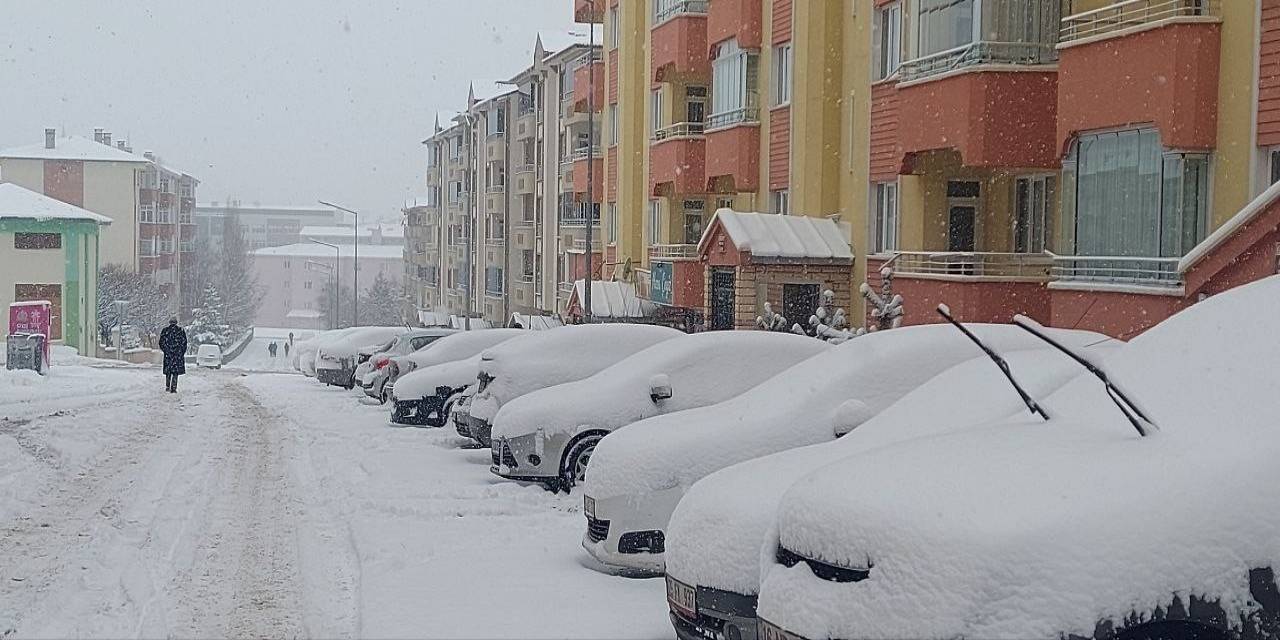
[[0, 183, 113, 224], [472, 80, 519, 105], [0, 135, 150, 164], [569, 280, 656, 319], [418, 310, 452, 327], [509, 313, 564, 330], [540, 31, 595, 61], [253, 243, 404, 259], [286, 309, 326, 319], [299, 224, 404, 239], [699, 209, 853, 262]]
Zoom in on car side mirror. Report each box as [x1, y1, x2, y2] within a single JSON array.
[[832, 399, 873, 438], [649, 373, 672, 402]]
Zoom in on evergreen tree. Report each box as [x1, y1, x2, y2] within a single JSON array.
[[358, 272, 403, 326], [316, 283, 355, 329], [188, 283, 233, 346]]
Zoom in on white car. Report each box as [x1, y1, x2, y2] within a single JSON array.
[[491, 331, 831, 493], [357, 328, 459, 402], [387, 329, 527, 426], [753, 277, 1280, 640], [294, 328, 358, 377], [455, 323, 682, 447], [313, 326, 406, 388], [660, 331, 1118, 640], [585, 323, 1111, 575], [195, 343, 223, 369]]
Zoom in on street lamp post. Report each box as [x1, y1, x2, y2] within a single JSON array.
[[584, 4, 596, 323], [309, 238, 341, 327], [318, 200, 360, 325], [457, 112, 478, 331], [306, 261, 336, 329]]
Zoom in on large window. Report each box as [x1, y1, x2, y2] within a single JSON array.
[[607, 203, 618, 244], [771, 189, 790, 215], [651, 88, 663, 133], [682, 199, 705, 244], [648, 200, 662, 243], [709, 39, 758, 128], [772, 43, 792, 106], [1061, 128, 1209, 260], [917, 0, 974, 58], [1014, 175, 1055, 253], [14, 233, 61, 250], [875, 2, 902, 80], [871, 182, 899, 254], [609, 7, 620, 48], [609, 104, 619, 145]]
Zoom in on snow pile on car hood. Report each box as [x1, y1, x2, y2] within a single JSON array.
[[492, 331, 830, 442], [587, 323, 1108, 502], [468, 324, 681, 423], [663, 342, 1117, 596], [397, 329, 525, 370], [759, 275, 1280, 639], [316, 327, 405, 361], [391, 355, 486, 401]]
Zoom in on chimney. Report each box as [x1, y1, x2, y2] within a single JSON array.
[[94, 128, 104, 144], [44, 128, 55, 149], [102, 132, 112, 147], [116, 141, 126, 150]]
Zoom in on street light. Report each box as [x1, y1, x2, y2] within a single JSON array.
[[456, 111, 478, 331], [306, 260, 336, 329], [309, 238, 342, 327], [318, 200, 360, 325], [570, 12, 598, 323]]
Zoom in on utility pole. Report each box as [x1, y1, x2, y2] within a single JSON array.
[[318, 200, 360, 325], [310, 238, 341, 327], [463, 113, 476, 330], [583, 5, 596, 324]]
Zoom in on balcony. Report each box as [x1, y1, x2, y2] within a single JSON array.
[[1050, 254, 1183, 288], [706, 0, 761, 50], [513, 169, 535, 195], [652, 2, 710, 83], [572, 146, 604, 196], [868, 253, 1054, 325], [573, 54, 604, 114], [647, 244, 704, 308], [485, 183, 506, 195], [650, 123, 707, 195], [571, 238, 603, 253], [1057, 0, 1221, 152], [705, 111, 760, 193], [575, 0, 604, 23]]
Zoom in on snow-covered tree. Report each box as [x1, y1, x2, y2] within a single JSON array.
[[216, 212, 263, 335], [790, 289, 858, 344], [316, 283, 355, 329], [861, 265, 904, 332], [188, 283, 233, 347], [755, 302, 790, 332], [96, 264, 173, 344], [358, 272, 403, 326]]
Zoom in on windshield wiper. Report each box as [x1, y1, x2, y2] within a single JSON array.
[[1010, 315, 1156, 438], [936, 304, 1049, 421]]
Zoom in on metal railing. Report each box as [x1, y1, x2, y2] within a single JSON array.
[[706, 105, 761, 130], [899, 41, 1057, 83], [649, 243, 700, 260], [485, 183, 506, 194], [571, 238, 603, 252], [1050, 254, 1183, 287], [558, 282, 575, 296], [571, 145, 603, 161], [1060, 0, 1219, 44], [652, 122, 706, 142], [518, 272, 535, 283], [486, 237, 506, 247], [893, 251, 1054, 280], [654, 0, 708, 25], [514, 163, 536, 175]]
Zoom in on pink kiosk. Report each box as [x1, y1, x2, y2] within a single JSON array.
[[7, 300, 53, 373]]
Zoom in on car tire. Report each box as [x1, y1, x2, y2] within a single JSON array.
[[559, 433, 604, 491]]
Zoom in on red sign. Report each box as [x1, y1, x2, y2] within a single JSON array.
[[9, 300, 53, 365]]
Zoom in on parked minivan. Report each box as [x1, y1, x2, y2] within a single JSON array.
[[195, 343, 223, 369]]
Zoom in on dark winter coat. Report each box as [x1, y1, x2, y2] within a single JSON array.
[[159, 325, 188, 375]]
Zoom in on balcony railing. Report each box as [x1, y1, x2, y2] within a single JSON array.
[[486, 183, 506, 194], [486, 237, 506, 247], [893, 251, 1054, 280], [1060, 0, 1220, 44], [649, 243, 700, 260], [654, 0, 709, 25], [571, 238, 603, 252], [571, 145, 603, 161], [519, 272, 536, 284], [899, 41, 1058, 83], [1050, 254, 1183, 287], [514, 163, 536, 175], [518, 94, 535, 116], [652, 122, 706, 141], [706, 105, 760, 130]]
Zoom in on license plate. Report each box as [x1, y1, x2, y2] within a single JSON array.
[[759, 619, 803, 640], [665, 576, 697, 618], [584, 496, 596, 519]]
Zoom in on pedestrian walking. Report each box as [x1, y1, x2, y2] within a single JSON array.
[[283, 342, 290, 358], [268, 341, 278, 358], [158, 318, 187, 394]]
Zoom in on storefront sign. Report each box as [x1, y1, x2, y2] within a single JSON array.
[[651, 261, 673, 305]]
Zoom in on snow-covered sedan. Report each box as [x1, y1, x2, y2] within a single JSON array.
[[583, 323, 1110, 575], [356, 328, 458, 402], [753, 277, 1280, 640], [314, 326, 406, 388], [661, 337, 1116, 640], [455, 324, 682, 447], [491, 331, 831, 493], [387, 329, 526, 426], [294, 328, 357, 377]]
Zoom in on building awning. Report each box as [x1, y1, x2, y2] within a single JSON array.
[[509, 313, 564, 330], [418, 310, 452, 327], [565, 280, 657, 320], [697, 209, 853, 263]]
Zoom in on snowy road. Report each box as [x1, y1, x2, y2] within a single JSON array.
[[0, 364, 668, 638]]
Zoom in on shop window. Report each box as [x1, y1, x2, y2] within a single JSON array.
[[14, 233, 61, 250]]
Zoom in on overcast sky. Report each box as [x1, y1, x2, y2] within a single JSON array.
[[0, 1, 579, 222]]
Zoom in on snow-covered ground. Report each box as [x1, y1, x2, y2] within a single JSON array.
[[226, 327, 314, 372], [0, 358, 668, 638]]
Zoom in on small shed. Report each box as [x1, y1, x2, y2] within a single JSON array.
[[696, 209, 855, 330], [564, 280, 657, 323]]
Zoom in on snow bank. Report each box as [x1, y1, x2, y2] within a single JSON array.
[[468, 324, 681, 423], [662, 342, 1117, 596], [491, 331, 829, 442], [759, 275, 1280, 639]]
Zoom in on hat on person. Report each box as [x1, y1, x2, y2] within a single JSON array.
[[169, 317, 178, 325]]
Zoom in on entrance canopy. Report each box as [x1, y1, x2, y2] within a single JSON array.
[[565, 280, 657, 321], [697, 209, 853, 264]]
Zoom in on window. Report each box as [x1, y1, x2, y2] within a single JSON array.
[[449, 181, 463, 203], [609, 104, 619, 145], [682, 199, 705, 245], [609, 7, 620, 49], [1061, 128, 1209, 259], [648, 200, 662, 243], [492, 106, 506, 135], [1014, 175, 1056, 253], [305, 280, 313, 290], [159, 176, 171, 193], [875, 2, 902, 80], [284, 259, 291, 269], [709, 39, 758, 128], [158, 238, 174, 254], [607, 203, 618, 244], [485, 266, 504, 294], [686, 85, 707, 126], [917, 0, 975, 58], [651, 88, 663, 133], [140, 203, 156, 223], [14, 232, 61, 250], [772, 43, 792, 106], [1269, 148, 1280, 186], [771, 189, 790, 215], [871, 182, 899, 254], [522, 249, 535, 278]]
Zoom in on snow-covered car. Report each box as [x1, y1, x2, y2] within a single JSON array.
[[583, 323, 1110, 575], [314, 326, 406, 388], [387, 329, 526, 425], [451, 383, 479, 439], [457, 324, 682, 447], [752, 277, 1280, 640], [294, 328, 357, 377], [357, 328, 458, 402], [195, 343, 223, 369], [491, 331, 832, 492], [659, 335, 1117, 640]]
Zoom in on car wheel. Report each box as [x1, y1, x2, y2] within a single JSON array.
[[560, 433, 604, 491]]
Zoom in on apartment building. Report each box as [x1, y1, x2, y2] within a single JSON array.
[[193, 202, 346, 253], [136, 148, 200, 317], [252, 243, 403, 329]]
